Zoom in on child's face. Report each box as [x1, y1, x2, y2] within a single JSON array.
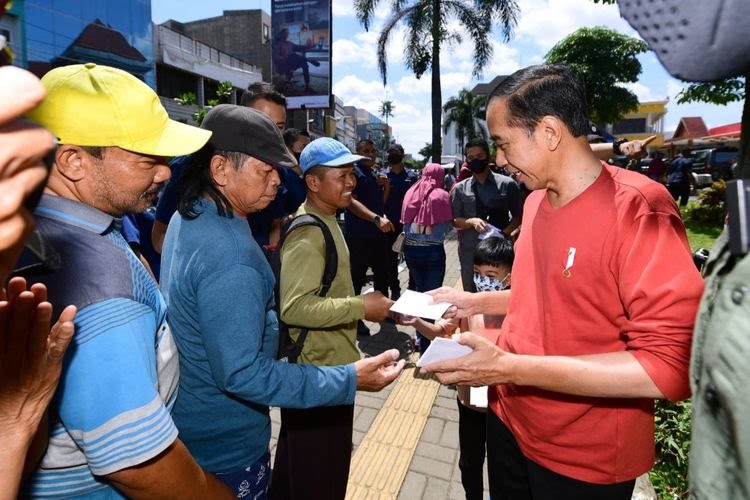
[[472, 264, 511, 292]]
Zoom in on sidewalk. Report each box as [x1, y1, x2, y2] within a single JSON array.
[[269, 229, 656, 499]]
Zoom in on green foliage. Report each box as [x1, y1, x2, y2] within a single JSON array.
[[544, 26, 648, 124], [683, 181, 727, 226], [418, 142, 433, 160], [174, 81, 234, 125], [443, 88, 487, 147], [354, 0, 520, 161], [677, 77, 746, 106], [678, 182, 725, 251], [650, 400, 691, 499]]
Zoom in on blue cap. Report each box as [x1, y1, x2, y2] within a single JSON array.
[[299, 137, 366, 174]]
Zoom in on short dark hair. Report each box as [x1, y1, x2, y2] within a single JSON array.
[[464, 139, 489, 156], [177, 144, 250, 219], [488, 64, 590, 138], [473, 236, 514, 268], [240, 82, 287, 108], [283, 127, 309, 149], [388, 143, 404, 154], [356, 139, 374, 150]]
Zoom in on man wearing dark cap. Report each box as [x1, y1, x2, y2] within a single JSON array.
[[160, 106, 403, 498], [270, 138, 396, 499], [17, 63, 237, 498]]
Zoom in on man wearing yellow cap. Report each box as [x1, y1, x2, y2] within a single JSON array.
[[16, 63, 235, 498]]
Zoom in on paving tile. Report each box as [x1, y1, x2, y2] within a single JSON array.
[[353, 407, 378, 433], [396, 472, 427, 500], [420, 417, 445, 444], [439, 421, 460, 449], [409, 455, 453, 480], [423, 477, 451, 499], [415, 441, 457, 464]]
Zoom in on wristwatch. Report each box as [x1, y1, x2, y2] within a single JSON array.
[[372, 214, 381, 225], [613, 138, 628, 156]]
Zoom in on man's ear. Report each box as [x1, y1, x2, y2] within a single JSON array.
[[54, 145, 89, 182], [209, 155, 229, 187], [538, 116, 563, 151], [304, 173, 320, 193]]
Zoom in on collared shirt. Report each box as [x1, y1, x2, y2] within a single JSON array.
[[18, 194, 179, 498], [345, 161, 385, 239], [451, 172, 522, 254]]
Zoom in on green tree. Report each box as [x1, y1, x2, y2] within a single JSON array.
[[544, 26, 648, 125], [379, 99, 395, 153], [677, 76, 749, 179], [174, 81, 234, 125], [418, 142, 433, 161], [443, 88, 487, 149], [354, 0, 520, 163]]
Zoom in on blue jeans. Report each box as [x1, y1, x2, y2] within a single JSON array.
[[404, 244, 446, 354]]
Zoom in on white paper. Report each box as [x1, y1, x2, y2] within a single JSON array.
[[469, 386, 488, 408], [416, 337, 473, 367], [389, 289, 452, 321]]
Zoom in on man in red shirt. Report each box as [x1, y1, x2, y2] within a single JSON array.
[[424, 64, 703, 499]]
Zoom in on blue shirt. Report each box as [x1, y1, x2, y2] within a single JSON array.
[[19, 195, 179, 498], [667, 156, 693, 185], [160, 198, 356, 472], [385, 167, 417, 232], [345, 162, 385, 238]]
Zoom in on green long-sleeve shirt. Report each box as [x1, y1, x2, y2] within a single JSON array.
[[279, 204, 365, 366]]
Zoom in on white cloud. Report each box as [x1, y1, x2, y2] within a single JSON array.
[[624, 81, 660, 102], [515, 0, 632, 53]]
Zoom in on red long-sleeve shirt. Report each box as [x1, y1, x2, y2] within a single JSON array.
[[490, 164, 703, 484]]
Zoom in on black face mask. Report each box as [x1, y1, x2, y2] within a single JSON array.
[[387, 153, 403, 164], [467, 158, 488, 173]]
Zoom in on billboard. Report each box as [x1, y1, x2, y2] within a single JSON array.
[[271, 0, 331, 109]]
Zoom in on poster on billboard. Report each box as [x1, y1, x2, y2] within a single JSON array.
[[271, 0, 331, 109]]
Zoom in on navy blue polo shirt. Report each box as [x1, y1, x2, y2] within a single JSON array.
[[345, 161, 385, 238]]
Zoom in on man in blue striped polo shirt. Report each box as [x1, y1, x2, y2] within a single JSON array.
[[15, 63, 236, 499]]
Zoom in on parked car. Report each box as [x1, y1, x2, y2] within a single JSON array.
[[691, 146, 739, 181]]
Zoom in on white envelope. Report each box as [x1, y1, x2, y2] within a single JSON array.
[[416, 337, 473, 367], [389, 289, 451, 321]]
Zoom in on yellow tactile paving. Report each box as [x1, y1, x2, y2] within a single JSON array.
[[346, 357, 441, 499]]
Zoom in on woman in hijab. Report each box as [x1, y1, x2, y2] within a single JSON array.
[[400, 163, 454, 354]]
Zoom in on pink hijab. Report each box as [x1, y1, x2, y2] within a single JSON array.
[[401, 163, 453, 226]]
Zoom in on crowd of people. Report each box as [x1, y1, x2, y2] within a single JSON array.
[[0, 11, 746, 499]]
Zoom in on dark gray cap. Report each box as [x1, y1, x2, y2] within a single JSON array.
[[201, 104, 296, 169]]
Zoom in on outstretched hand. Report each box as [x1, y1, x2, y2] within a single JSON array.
[[426, 287, 478, 319], [354, 348, 405, 392], [0, 277, 76, 436], [621, 135, 657, 159], [420, 332, 512, 387]]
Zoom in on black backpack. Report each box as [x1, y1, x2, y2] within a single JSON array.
[[272, 213, 338, 363]]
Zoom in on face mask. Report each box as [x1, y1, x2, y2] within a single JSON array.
[[467, 159, 488, 173], [387, 153, 403, 164], [473, 273, 510, 292]]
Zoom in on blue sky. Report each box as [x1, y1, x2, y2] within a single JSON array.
[[152, 0, 743, 158]]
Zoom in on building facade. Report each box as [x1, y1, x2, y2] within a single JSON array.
[[161, 10, 272, 82], [8, 0, 155, 85]]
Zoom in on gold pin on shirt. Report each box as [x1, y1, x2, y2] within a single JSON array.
[[563, 247, 576, 278]]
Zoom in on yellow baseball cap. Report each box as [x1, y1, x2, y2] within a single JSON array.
[[26, 63, 211, 157]]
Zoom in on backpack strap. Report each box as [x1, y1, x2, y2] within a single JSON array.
[[275, 213, 338, 362]]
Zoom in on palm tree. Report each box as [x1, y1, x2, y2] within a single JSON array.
[[378, 99, 395, 151], [354, 0, 519, 162], [443, 88, 487, 149]]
